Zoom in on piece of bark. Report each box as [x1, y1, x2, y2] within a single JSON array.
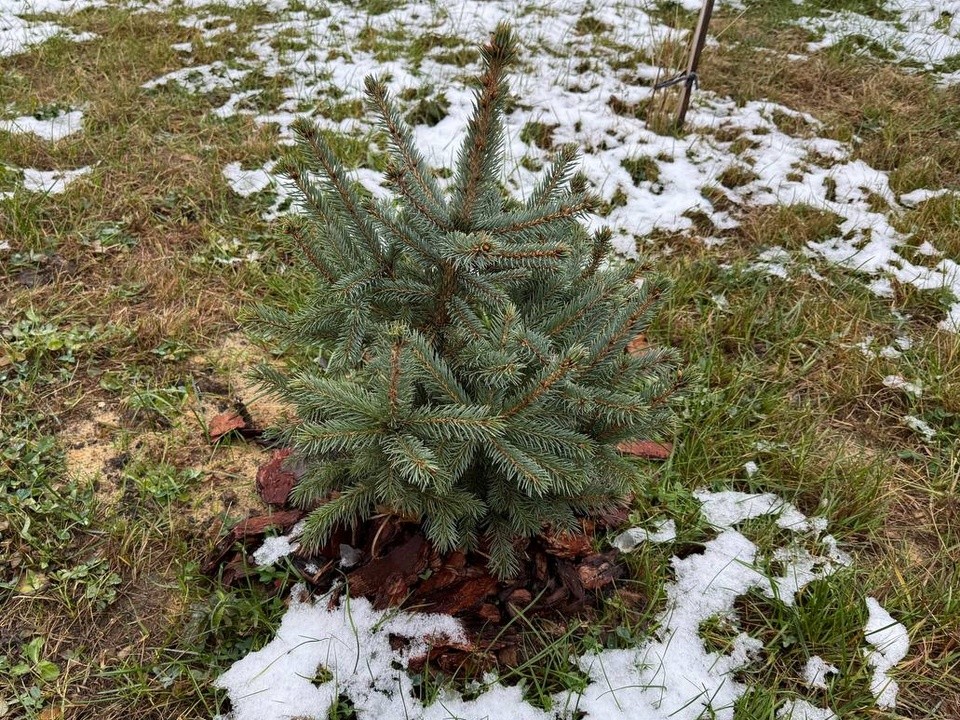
[[577, 552, 623, 590], [541, 586, 570, 608], [534, 552, 549, 583], [542, 521, 595, 559], [497, 645, 519, 666], [209, 411, 246, 441], [416, 556, 467, 597], [347, 533, 427, 599], [555, 560, 586, 601], [617, 440, 673, 460], [256, 449, 297, 506], [202, 509, 304, 575], [419, 573, 498, 615], [477, 603, 502, 624]]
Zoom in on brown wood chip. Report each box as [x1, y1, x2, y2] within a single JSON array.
[[347, 534, 427, 600], [577, 552, 623, 590], [209, 411, 246, 441], [616, 440, 673, 459], [542, 521, 595, 559], [256, 449, 297, 506], [418, 573, 498, 615]]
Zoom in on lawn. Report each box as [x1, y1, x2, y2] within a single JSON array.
[[1, 0, 958, 718]]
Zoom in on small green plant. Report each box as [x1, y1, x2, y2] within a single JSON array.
[[248, 25, 681, 578]]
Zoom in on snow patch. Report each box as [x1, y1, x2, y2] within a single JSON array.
[[904, 414, 936, 440], [802, 655, 839, 690], [611, 518, 676, 551], [1, 166, 92, 198], [797, 1, 960, 82], [219, 488, 882, 720], [777, 699, 838, 720], [883, 374, 923, 397], [222, 161, 274, 196], [0, 109, 83, 141], [863, 596, 910, 709]]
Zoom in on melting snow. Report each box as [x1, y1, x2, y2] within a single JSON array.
[[252, 521, 304, 566], [611, 518, 676, 551], [222, 488, 895, 720], [0, 166, 92, 198], [777, 699, 838, 720], [798, 0, 960, 82], [0, 0, 98, 57], [0, 109, 83, 141], [883, 374, 923, 396], [222, 161, 274, 197], [864, 596, 910, 709], [903, 414, 936, 440], [802, 655, 839, 690], [125, 0, 960, 331]]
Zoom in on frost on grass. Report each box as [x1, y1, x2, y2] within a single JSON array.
[[223, 489, 894, 720], [0, 109, 83, 141], [864, 596, 910, 709]]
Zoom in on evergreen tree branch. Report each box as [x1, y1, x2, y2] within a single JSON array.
[[292, 118, 388, 270], [450, 24, 517, 229], [364, 76, 448, 209]]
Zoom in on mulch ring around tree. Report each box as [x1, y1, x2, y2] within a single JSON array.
[[202, 444, 672, 677]]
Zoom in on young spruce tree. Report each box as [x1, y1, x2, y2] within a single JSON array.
[[249, 24, 682, 579]]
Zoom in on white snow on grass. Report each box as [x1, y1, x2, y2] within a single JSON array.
[[0, 109, 83, 141], [694, 489, 812, 532], [883, 374, 923, 396], [22, 165, 92, 193], [222, 161, 274, 197], [611, 517, 676, 551], [864, 596, 910, 709], [215, 587, 468, 720], [140, 0, 960, 332], [0, 0, 98, 57], [904, 413, 937, 440], [797, 0, 960, 81], [802, 655, 839, 690], [1, 166, 92, 198], [252, 521, 305, 566], [777, 698, 838, 720], [218, 488, 893, 720]]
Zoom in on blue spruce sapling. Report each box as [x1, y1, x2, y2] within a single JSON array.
[[247, 24, 681, 579]]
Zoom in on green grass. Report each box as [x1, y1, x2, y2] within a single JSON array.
[[2, 0, 959, 718]]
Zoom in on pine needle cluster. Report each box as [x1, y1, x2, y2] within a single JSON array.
[[247, 24, 682, 579]]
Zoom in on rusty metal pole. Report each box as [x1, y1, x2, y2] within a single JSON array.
[[675, 0, 715, 130]]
